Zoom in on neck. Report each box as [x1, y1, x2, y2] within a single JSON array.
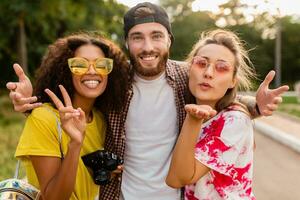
[[136, 70, 165, 81], [73, 96, 95, 122]]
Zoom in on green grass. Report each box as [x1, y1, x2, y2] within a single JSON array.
[[282, 96, 299, 104], [0, 95, 26, 180], [278, 96, 300, 118]]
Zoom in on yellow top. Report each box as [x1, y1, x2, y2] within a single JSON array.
[[15, 103, 105, 200]]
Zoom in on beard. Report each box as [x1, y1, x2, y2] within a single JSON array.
[[129, 50, 169, 77]]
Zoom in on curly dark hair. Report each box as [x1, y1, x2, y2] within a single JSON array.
[[33, 32, 130, 113]]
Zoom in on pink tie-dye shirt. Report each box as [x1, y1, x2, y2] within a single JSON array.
[[185, 107, 255, 200]]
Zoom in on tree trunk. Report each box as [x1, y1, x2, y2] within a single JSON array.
[[18, 12, 28, 74]]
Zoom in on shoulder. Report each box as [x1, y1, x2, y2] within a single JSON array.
[[93, 109, 106, 125], [221, 109, 252, 128], [166, 59, 189, 86], [222, 102, 251, 123], [167, 59, 188, 73], [220, 107, 253, 141], [29, 103, 59, 125]]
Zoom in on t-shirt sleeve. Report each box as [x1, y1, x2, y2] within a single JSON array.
[[195, 111, 253, 177], [15, 106, 62, 159]]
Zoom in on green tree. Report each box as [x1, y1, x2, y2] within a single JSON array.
[[0, 0, 127, 87], [159, 0, 216, 60]]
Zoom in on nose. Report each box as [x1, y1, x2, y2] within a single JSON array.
[[143, 37, 154, 52], [86, 63, 97, 75], [203, 64, 214, 79]]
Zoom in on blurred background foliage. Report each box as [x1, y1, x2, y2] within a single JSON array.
[[0, 0, 300, 180], [1, 0, 300, 89]]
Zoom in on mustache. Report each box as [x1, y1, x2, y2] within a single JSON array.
[[138, 51, 159, 57]]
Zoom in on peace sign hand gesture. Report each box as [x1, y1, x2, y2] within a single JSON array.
[[45, 85, 86, 145]]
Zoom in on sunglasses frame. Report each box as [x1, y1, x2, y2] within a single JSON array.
[[68, 57, 113, 75]]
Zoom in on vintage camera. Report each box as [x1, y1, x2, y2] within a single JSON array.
[[82, 150, 123, 185]]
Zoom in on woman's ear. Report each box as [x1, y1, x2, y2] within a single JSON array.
[[230, 78, 237, 89]]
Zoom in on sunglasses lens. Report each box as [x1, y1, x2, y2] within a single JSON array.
[[95, 59, 113, 75], [68, 58, 88, 75], [68, 58, 113, 75]]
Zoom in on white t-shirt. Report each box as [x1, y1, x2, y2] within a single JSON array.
[[120, 72, 181, 200]]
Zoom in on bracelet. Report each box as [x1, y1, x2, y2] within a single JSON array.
[[255, 103, 261, 116]]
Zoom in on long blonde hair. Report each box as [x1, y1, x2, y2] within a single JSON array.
[[186, 29, 257, 111]]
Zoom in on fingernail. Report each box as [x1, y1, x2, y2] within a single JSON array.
[[74, 109, 80, 114]]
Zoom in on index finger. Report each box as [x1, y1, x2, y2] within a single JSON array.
[[13, 63, 27, 82], [44, 88, 64, 109], [58, 85, 72, 107], [271, 85, 289, 96], [260, 70, 275, 88]]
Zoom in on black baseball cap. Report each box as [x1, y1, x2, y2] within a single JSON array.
[[123, 2, 174, 44]]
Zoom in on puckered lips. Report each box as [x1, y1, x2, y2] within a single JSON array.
[[199, 82, 213, 91], [81, 76, 102, 89]]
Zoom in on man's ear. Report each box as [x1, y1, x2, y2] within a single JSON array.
[[167, 37, 171, 48], [167, 42, 171, 48], [125, 42, 128, 50]]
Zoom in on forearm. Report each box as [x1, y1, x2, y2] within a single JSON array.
[[166, 115, 202, 187], [237, 95, 260, 119], [42, 142, 82, 200]]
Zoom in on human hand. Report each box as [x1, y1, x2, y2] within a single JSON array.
[[6, 63, 42, 112], [185, 104, 217, 121], [256, 70, 289, 116], [45, 85, 86, 144], [111, 165, 124, 179]]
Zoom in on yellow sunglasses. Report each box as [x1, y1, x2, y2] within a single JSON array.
[[68, 57, 113, 75]]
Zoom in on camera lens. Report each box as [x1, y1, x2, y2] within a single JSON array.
[[94, 169, 111, 185]]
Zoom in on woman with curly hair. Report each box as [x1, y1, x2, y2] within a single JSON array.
[[166, 29, 257, 199], [15, 32, 130, 200]]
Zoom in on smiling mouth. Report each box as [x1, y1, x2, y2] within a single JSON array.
[[139, 54, 158, 61], [82, 80, 101, 89]]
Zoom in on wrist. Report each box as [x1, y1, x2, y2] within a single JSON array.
[[186, 114, 204, 123], [68, 140, 83, 151], [255, 103, 261, 116]]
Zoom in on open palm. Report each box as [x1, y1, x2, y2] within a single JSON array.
[[6, 64, 42, 112], [185, 104, 217, 121]]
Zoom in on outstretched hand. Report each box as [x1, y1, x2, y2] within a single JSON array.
[[45, 85, 86, 144], [256, 70, 289, 116], [185, 104, 217, 121], [6, 63, 42, 112]]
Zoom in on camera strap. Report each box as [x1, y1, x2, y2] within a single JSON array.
[[44, 105, 64, 160], [14, 104, 64, 179]]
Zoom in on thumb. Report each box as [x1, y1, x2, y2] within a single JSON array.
[[77, 108, 85, 120], [6, 82, 17, 90], [260, 70, 276, 88], [13, 63, 27, 82]]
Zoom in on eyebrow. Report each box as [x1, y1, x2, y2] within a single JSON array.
[[128, 32, 142, 37], [75, 57, 100, 62], [152, 30, 164, 35], [129, 30, 165, 37], [198, 55, 228, 63]]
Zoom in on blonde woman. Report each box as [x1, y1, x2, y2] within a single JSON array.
[[166, 30, 258, 199]]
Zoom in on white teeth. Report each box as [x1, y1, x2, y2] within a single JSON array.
[[141, 56, 156, 61], [82, 80, 100, 89]]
